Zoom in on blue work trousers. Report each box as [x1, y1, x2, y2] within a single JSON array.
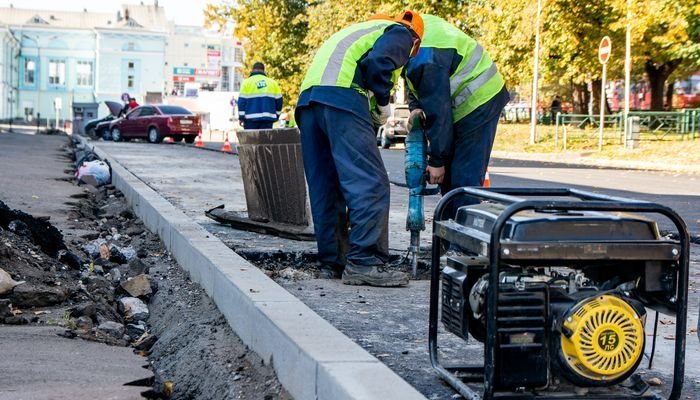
[[440, 86, 510, 215], [243, 120, 274, 130], [297, 103, 390, 267]]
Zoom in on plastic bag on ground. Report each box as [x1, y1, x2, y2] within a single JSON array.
[[76, 160, 111, 187]]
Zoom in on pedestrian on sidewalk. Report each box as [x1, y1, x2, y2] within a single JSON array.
[[404, 14, 509, 216], [551, 95, 562, 125], [238, 62, 283, 130], [296, 11, 424, 287]]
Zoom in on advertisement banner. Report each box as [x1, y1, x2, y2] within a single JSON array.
[[195, 68, 221, 77], [173, 67, 195, 76], [173, 75, 195, 82]]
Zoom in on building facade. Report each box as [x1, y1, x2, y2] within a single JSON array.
[[0, 3, 244, 123], [0, 3, 168, 122], [0, 26, 20, 121], [164, 24, 244, 95]]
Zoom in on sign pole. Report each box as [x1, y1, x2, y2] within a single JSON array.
[[599, 62, 607, 151], [623, 0, 632, 139], [598, 36, 611, 152], [529, 0, 542, 145]]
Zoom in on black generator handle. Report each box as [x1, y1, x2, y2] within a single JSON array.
[[429, 186, 690, 400]]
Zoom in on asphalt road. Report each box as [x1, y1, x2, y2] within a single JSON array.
[[184, 140, 700, 235], [379, 148, 700, 235]]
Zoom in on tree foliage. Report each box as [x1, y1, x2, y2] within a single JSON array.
[[204, 0, 698, 109]]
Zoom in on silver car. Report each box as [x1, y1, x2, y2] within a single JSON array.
[[377, 104, 410, 149]]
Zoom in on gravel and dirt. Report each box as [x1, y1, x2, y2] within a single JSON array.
[[0, 130, 288, 399]]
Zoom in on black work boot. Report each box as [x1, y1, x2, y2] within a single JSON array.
[[318, 264, 344, 279], [342, 261, 409, 287]]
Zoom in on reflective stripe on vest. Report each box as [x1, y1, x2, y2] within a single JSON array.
[[449, 43, 483, 95], [407, 15, 504, 121], [239, 93, 283, 100], [454, 63, 499, 106], [300, 20, 398, 94]]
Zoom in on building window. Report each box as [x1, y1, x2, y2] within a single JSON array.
[[184, 43, 189, 47], [234, 48, 243, 63], [48, 59, 66, 86], [76, 61, 93, 86], [221, 67, 230, 91], [127, 75, 135, 89], [173, 81, 184, 95], [127, 42, 135, 51], [128, 62, 135, 69], [24, 58, 36, 85]]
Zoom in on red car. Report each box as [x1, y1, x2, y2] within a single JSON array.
[[109, 104, 201, 143]]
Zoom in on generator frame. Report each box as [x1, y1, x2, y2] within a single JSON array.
[[428, 187, 689, 400]]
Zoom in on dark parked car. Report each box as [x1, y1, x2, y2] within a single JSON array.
[[83, 101, 123, 139], [109, 104, 201, 143]]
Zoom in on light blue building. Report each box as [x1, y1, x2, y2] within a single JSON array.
[[0, 4, 167, 123], [0, 26, 20, 121]]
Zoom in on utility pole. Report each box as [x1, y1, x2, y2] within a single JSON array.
[[623, 0, 632, 137], [529, 0, 543, 145]]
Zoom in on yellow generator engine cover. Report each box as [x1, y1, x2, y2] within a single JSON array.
[[560, 295, 645, 383]]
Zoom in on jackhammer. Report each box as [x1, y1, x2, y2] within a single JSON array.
[[404, 117, 438, 277]]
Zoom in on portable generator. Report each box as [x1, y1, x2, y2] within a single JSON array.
[[428, 187, 689, 400]]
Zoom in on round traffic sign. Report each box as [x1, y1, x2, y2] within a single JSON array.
[[599, 36, 612, 64]]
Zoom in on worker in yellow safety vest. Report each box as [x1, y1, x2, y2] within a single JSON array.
[[405, 14, 510, 215], [296, 11, 424, 287], [238, 62, 283, 130]]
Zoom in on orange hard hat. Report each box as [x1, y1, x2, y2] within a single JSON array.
[[367, 13, 393, 22], [395, 10, 423, 41]]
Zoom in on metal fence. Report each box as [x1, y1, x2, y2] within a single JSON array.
[[554, 109, 699, 149]]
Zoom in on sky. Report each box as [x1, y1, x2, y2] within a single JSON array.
[[1, 0, 219, 26]]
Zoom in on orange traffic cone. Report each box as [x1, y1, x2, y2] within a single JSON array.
[[483, 170, 491, 188], [221, 133, 233, 153], [194, 132, 204, 148]]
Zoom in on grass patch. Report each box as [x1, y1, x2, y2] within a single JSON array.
[[493, 123, 700, 168]]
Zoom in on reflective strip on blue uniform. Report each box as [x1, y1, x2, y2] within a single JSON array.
[[238, 72, 283, 123]]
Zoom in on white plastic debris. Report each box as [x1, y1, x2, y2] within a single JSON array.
[[0, 268, 25, 295]]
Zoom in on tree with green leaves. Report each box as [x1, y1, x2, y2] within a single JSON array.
[[205, 0, 309, 101]]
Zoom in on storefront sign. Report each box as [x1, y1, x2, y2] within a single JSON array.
[[173, 67, 195, 76], [174, 75, 195, 82], [195, 68, 221, 77]]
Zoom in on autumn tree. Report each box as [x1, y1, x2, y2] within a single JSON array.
[[620, 0, 700, 110], [205, 0, 309, 100]]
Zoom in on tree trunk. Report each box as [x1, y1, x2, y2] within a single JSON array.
[[665, 82, 675, 110], [645, 59, 680, 111], [591, 79, 603, 114], [572, 82, 589, 115]]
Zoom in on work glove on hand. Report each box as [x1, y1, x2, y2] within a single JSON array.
[[407, 108, 426, 131], [371, 104, 392, 128]]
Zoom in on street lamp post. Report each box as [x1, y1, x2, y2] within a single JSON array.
[[623, 0, 632, 138], [529, 0, 543, 145]]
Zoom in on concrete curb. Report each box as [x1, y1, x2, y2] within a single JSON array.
[[491, 151, 700, 174], [81, 138, 426, 400]]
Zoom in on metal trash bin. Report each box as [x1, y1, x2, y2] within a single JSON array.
[[236, 128, 310, 226]]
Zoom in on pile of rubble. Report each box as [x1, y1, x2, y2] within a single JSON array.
[[0, 191, 158, 349]]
